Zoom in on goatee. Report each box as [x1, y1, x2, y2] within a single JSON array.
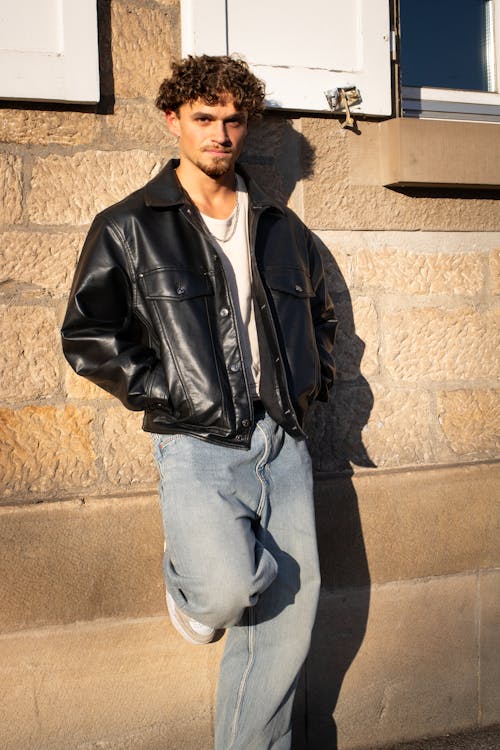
[[197, 161, 231, 178]]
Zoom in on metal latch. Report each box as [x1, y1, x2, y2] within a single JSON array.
[[324, 86, 361, 128]]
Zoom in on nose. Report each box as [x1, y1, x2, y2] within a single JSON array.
[[212, 120, 231, 145]]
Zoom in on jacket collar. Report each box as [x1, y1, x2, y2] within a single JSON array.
[[144, 158, 285, 214]]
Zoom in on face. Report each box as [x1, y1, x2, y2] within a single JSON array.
[[165, 96, 248, 179]]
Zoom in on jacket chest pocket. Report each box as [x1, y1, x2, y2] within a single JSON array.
[[261, 266, 314, 300], [139, 268, 216, 354], [260, 266, 320, 393], [260, 267, 315, 320], [140, 267, 213, 302], [139, 267, 231, 429]]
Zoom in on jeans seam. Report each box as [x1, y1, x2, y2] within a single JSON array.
[[228, 607, 256, 748], [255, 421, 270, 518]]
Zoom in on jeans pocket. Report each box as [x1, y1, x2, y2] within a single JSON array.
[[151, 432, 182, 462]]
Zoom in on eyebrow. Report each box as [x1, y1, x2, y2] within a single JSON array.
[[191, 111, 247, 123]]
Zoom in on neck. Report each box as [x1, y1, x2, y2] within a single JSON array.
[[176, 161, 238, 219]]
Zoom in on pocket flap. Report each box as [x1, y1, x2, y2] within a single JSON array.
[[141, 269, 213, 300], [262, 267, 314, 298]]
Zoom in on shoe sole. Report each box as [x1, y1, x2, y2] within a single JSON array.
[[165, 591, 215, 645]]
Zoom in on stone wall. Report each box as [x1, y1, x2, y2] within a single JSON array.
[[0, 0, 498, 503], [0, 1, 499, 748], [1, 0, 181, 504]]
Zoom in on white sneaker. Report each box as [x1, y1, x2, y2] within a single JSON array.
[[166, 591, 216, 645]]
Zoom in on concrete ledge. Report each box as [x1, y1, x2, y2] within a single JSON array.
[[0, 463, 498, 748], [316, 462, 500, 589], [0, 615, 223, 750], [0, 494, 165, 633], [1, 462, 498, 633], [1, 572, 497, 750], [306, 573, 495, 749], [349, 119, 500, 188]]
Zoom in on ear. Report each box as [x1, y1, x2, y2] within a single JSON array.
[[164, 109, 181, 137]]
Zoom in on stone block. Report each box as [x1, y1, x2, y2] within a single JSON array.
[[0, 405, 97, 499], [0, 616, 222, 750], [438, 389, 500, 458], [314, 231, 352, 292], [480, 569, 500, 725], [64, 365, 113, 401], [104, 101, 177, 149], [381, 306, 497, 382], [305, 230, 499, 287], [353, 247, 484, 296], [302, 118, 500, 231], [243, 116, 314, 215], [308, 383, 435, 472], [489, 247, 500, 295], [349, 186, 500, 232], [28, 150, 160, 225], [100, 406, 157, 486], [306, 381, 374, 474], [243, 163, 292, 207], [307, 575, 478, 749], [0, 494, 165, 632], [112, 3, 179, 99], [0, 305, 60, 401], [350, 118, 500, 190], [0, 153, 22, 224], [0, 109, 100, 146], [315, 463, 500, 590], [333, 296, 378, 379], [0, 231, 84, 295], [361, 385, 437, 467]]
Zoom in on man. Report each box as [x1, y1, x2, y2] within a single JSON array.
[[62, 55, 336, 750]]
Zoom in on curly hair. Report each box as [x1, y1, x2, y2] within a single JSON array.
[[156, 55, 266, 120]]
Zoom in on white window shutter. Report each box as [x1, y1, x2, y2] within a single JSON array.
[[0, 0, 100, 104], [181, 0, 392, 116]]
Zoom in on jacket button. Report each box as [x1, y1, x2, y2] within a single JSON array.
[[235, 435, 243, 442], [176, 286, 185, 295], [242, 419, 250, 427], [230, 363, 241, 372], [220, 307, 229, 317]]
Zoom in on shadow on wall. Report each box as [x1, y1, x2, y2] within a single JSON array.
[[243, 116, 374, 749], [301, 243, 373, 749]]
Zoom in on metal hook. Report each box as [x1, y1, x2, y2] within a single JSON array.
[[324, 86, 361, 128]]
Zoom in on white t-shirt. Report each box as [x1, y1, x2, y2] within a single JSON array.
[[200, 176, 261, 398]]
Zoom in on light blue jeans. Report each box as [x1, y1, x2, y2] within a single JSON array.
[[152, 412, 320, 750]]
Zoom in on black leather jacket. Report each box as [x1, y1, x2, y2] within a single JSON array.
[[61, 160, 336, 448]]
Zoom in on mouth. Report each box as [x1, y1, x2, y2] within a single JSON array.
[[203, 148, 232, 156]]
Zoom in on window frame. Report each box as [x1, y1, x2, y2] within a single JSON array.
[[180, 0, 392, 116], [0, 0, 100, 104], [399, 0, 500, 122]]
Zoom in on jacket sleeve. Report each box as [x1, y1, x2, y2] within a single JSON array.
[[61, 215, 168, 411], [307, 229, 337, 401]]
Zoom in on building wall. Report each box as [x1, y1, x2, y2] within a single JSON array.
[[0, 1, 498, 748]]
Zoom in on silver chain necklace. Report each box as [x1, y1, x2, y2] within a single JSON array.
[[208, 192, 240, 243]]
